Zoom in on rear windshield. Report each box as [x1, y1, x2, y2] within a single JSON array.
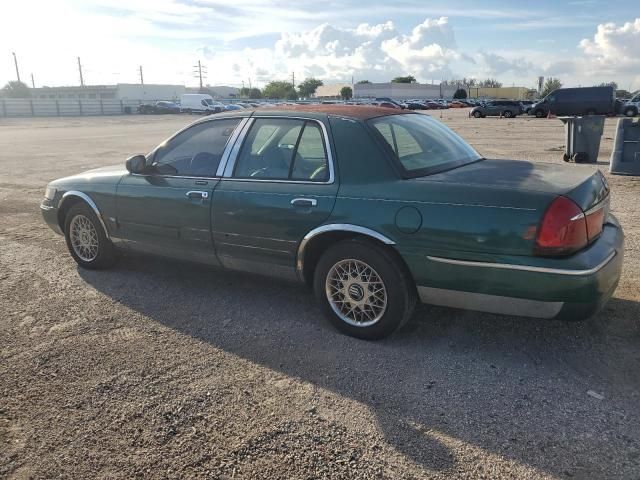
[[368, 114, 482, 177]]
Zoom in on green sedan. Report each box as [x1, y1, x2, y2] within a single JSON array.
[[41, 105, 623, 339]]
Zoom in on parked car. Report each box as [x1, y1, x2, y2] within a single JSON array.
[[137, 101, 181, 114], [530, 86, 616, 118], [224, 104, 244, 111], [374, 101, 402, 109], [41, 105, 623, 340], [520, 100, 535, 114], [449, 101, 468, 108], [402, 101, 427, 110], [180, 94, 224, 114], [471, 100, 522, 118], [619, 93, 639, 117], [375, 97, 405, 109]]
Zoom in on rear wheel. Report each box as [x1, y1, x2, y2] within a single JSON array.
[[535, 109, 545, 118], [503, 110, 513, 118], [473, 111, 482, 118], [313, 239, 416, 340], [64, 203, 118, 270], [624, 107, 637, 117]]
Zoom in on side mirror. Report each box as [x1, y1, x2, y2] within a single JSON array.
[[125, 154, 147, 174]]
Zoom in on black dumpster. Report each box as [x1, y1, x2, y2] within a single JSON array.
[[558, 116, 605, 163]]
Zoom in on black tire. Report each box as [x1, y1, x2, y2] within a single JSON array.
[[313, 239, 416, 340], [64, 203, 118, 270], [503, 110, 513, 118], [624, 107, 637, 117], [473, 111, 482, 118], [535, 109, 545, 118], [562, 153, 571, 162]]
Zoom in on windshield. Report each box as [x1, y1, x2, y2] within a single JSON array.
[[204, 99, 214, 105], [368, 114, 482, 177]]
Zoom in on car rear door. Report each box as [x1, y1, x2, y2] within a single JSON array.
[[211, 116, 338, 280], [115, 117, 245, 265]]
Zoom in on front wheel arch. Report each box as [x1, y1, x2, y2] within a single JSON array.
[[57, 191, 110, 240]]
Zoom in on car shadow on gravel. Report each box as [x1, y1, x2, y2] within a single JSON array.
[[80, 253, 640, 477]]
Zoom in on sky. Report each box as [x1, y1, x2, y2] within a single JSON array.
[[1, 0, 639, 91]]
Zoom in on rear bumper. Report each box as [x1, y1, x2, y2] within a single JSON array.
[[40, 199, 62, 235], [415, 219, 624, 320]]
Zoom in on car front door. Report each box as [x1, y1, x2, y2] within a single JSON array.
[[115, 117, 244, 265], [211, 116, 338, 280]]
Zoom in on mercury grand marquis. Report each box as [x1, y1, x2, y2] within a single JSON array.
[[41, 105, 624, 339]]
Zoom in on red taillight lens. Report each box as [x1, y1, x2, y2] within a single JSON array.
[[535, 196, 588, 256]]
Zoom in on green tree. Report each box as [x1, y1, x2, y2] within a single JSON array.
[[478, 78, 502, 88], [541, 77, 563, 98], [1, 80, 30, 98], [615, 89, 632, 99], [297, 78, 323, 97], [340, 86, 353, 100], [262, 81, 298, 99], [453, 88, 467, 99], [238, 87, 250, 97], [356, 80, 371, 84], [248, 88, 262, 99], [597, 81, 618, 90], [391, 75, 416, 84]]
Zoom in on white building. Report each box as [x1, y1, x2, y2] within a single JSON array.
[[354, 82, 459, 100]]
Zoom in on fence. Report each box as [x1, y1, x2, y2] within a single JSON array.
[[0, 98, 154, 117]]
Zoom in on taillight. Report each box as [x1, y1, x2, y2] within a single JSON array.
[[585, 204, 605, 240], [535, 196, 588, 256]]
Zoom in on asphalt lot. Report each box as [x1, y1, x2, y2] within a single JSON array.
[[1, 110, 639, 479]]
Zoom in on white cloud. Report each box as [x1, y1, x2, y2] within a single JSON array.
[[579, 19, 640, 76]]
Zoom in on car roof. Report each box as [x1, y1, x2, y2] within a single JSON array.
[[198, 104, 412, 122]]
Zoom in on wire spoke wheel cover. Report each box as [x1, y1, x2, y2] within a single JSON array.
[[69, 214, 99, 262], [325, 258, 388, 327]]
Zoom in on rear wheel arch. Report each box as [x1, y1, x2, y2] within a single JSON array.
[[297, 225, 416, 290]]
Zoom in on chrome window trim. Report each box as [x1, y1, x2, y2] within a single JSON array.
[[221, 116, 336, 185], [59, 191, 111, 240], [427, 251, 616, 276], [140, 116, 250, 180], [216, 117, 252, 177], [296, 224, 396, 279]]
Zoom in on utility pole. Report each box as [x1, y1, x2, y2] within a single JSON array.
[[292, 72, 295, 88], [12, 52, 21, 83], [30, 73, 35, 88], [248, 78, 252, 90], [77, 56, 84, 87], [139, 65, 144, 85], [193, 60, 207, 91]]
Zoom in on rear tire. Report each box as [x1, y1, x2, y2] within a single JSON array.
[[473, 111, 482, 118], [624, 107, 637, 117], [313, 239, 416, 340], [535, 110, 545, 118], [64, 203, 118, 270], [503, 110, 513, 118]]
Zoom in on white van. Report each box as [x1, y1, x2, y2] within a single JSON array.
[[179, 94, 223, 114]]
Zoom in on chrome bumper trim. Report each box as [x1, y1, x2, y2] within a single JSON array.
[[417, 286, 563, 319], [427, 251, 616, 276]]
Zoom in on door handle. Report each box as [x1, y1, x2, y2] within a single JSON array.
[[186, 190, 209, 200], [291, 197, 317, 207]]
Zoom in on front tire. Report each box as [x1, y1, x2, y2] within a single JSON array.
[[64, 203, 118, 270], [535, 109, 545, 118], [313, 239, 416, 340], [473, 111, 482, 118], [624, 107, 637, 117], [503, 110, 513, 118]]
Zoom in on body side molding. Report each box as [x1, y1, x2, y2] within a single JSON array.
[[59, 191, 111, 239], [296, 224, 396, 279]]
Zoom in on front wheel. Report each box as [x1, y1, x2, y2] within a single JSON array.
[[624, 108, 637, 117], [503, 110, 513, 118], [535, 110, 545, 118], [473, 111, 482, 118], [64, 203, 118, 270], [313, 240, 416, 340]]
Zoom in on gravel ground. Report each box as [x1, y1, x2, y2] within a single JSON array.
[[1, 110, 639, 479]]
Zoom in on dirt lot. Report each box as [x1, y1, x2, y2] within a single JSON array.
[[1, 110, 639, 479]]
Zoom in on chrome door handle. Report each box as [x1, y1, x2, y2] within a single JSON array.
[[186, 190, 209, 199], [291, 198, 317, 207]]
